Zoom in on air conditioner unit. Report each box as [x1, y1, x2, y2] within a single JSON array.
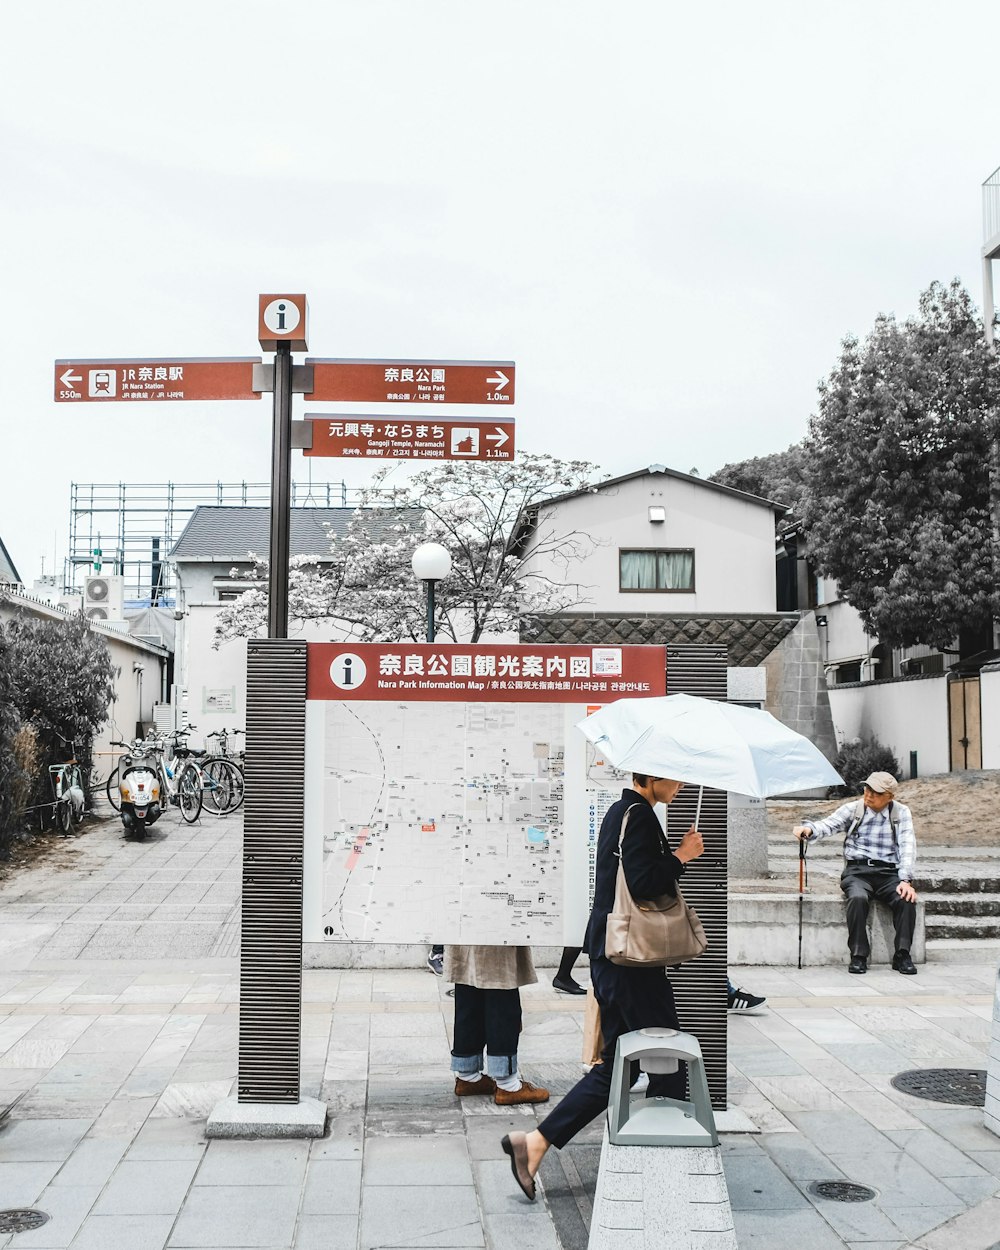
[[84, 575, 125, 622]]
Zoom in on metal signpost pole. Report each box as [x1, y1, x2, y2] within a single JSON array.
[[268, 342, 293, 639]]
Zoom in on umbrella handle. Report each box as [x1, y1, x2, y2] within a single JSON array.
[[798, 835, 806, 892], [694, 785, 703, 829]]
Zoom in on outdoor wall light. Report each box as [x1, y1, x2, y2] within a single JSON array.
[[648, 506, 666, 524], [411, 542, 452, 643]]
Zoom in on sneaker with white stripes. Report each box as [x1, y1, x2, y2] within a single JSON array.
[[727, 986, 766, 1013]]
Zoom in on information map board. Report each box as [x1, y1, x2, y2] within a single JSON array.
[[302, 642, 666, 946]]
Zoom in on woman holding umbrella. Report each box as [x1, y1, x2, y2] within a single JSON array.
[[501, 770, 704, 1200]]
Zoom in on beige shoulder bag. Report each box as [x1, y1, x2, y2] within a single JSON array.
[[605, 804, 708, 967]]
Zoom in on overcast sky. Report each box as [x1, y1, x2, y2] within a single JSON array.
[[1, 1, 998, 585]]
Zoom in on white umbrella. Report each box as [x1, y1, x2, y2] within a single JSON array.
[[578, 693, 842, 822]]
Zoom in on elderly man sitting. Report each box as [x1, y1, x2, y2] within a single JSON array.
[[793, 771, 918, 975]]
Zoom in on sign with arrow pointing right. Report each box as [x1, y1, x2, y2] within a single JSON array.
[[306, 359, 515, 406], [304, 416, 515, 462]]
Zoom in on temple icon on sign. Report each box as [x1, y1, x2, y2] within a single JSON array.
[[450, 428, 479, 457]]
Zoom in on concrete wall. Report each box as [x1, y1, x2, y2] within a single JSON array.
[[762, 614, 838, 770], [982, 666, 1000, 771], [827, 674, 950, 776], [520, 472, 778, 616]]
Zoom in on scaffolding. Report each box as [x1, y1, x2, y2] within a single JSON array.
[[67, 480, 361, 605]]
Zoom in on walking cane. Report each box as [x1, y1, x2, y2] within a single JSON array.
[[797, 834, 807, 971]]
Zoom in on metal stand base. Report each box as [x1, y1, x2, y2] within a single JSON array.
[[205, 1096, 327, 1140]]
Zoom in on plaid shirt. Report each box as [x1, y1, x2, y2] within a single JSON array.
[[805, 800, 916, 881]]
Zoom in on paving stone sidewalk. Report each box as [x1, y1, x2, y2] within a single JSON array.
[[1, 810, 999, 1248]]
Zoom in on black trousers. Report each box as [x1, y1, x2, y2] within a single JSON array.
[[451, 984, 521, 1077], [536, 957, 685, 1150], [841, 862, 916, 958]]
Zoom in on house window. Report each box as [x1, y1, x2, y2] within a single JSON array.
[[835, 662, 862, 684], [619, 549, 695, 593]]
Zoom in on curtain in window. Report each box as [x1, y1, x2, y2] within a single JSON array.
[[620, 550, 694, 590]]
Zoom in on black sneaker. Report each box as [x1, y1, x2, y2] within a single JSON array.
[[727, 986, 766, 1013], [427, 952, 444, 976], [892, 950, 917, 975]]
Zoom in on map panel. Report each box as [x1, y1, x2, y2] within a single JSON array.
[[317, 700, 567, 944]]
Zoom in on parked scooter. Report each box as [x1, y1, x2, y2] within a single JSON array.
[[110, 740, 162, 838]]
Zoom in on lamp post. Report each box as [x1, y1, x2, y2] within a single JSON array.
[[411, 543, 452, 643]]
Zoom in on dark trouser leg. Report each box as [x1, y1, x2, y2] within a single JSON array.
[[483, 988, 522, 1080], [557, 946, 583, 980], [841, 864, 876, 957], [870, 871, 917, 953], [536, 959, 684, 1149], [451, 983, 486, 1077]]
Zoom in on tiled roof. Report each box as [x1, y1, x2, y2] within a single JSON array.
[[0, 534, 21, 583], [168, 506, 413, 561]]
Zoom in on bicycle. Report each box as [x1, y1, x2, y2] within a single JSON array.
[[48, 751, 86, 835], [201, 728, 245, 814]]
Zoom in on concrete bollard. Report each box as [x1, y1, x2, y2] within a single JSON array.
[[587, 1028, 738, 1250], [986, 963, 1000, 1139]]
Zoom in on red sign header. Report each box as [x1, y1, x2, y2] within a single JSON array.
[[304, 417, 514, 461], [306, 359, 515, 406], [307, 644, 666, 703], [54, 359, 261, 402]]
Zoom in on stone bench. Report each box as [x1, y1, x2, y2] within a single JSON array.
[[728, 893, 926, 966]]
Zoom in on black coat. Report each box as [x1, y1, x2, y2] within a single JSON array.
[[583, 788, 686, 963]]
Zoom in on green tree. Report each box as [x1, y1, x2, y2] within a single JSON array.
[[799, 280, 1000, 651], [709, 443, 808, 521], [0, 610, 116, 832]]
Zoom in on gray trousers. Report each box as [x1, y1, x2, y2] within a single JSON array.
[[841, 861, 916, 958]]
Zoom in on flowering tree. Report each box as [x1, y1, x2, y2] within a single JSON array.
[[215, 454, 601, 644]]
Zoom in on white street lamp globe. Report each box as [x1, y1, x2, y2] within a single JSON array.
[[411, 542, 452, 583]]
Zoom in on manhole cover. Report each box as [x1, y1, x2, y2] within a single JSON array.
[[808, 1181, 877, 1203], [891, 1068, 987, 1106], [0, 1210, 51, 1234]]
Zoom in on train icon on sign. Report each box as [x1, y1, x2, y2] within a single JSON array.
[[88, 369, 116, 398], [450, 428, 480, 457]]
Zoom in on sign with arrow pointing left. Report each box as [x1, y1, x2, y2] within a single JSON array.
[[304, 416, 515, 462], [306, 359, 515, 405], [53, 358, 262, 402]]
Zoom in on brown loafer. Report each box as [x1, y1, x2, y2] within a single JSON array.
[[501, 1131, 536, 1201], [454, 1074, 497, 1097], [494, 1080, 549, 1106]]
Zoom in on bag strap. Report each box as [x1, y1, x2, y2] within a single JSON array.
[[614, 804, 643, 858]]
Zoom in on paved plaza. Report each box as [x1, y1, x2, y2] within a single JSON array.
[[1, 811, 999, 1249]]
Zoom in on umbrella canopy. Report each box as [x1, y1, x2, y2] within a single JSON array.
[[577, 693, 842, 798]]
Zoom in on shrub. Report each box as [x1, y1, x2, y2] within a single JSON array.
[[829, 736, 901, 798]]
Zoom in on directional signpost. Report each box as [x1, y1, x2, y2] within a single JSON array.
[[54, 358, 262, 402], [53, 294, 516, 1139], [304, 415, 514, 461], [306, 358, 514, 405]]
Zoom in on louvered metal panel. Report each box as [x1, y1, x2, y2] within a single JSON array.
[[238, 639, 307, 1103], [664, 645, 729, 1109]]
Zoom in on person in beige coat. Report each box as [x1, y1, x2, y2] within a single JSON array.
[[445, 945, 549, 1107]]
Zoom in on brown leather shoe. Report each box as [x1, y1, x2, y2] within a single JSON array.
[[494, 1080, 549, 1106], [501, 1131, 536, 1201], [454, 1074, 497, 1097]]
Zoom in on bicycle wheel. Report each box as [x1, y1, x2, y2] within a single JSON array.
[[202, 755, 243, 815], [226, 760, 245, 813], [201, 758, 236, 814], [178, 764, 203, 824], [106, 765, 121, 812], [56, 797, 72, 835]]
